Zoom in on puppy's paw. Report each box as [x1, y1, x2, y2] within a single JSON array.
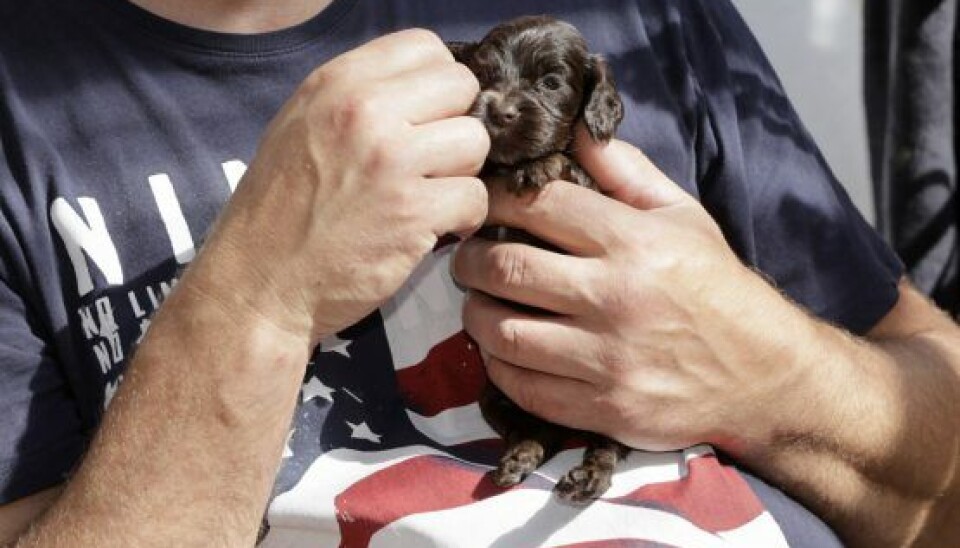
[[554, 463, 613, 504], [491, 439, 546, 487], [509, 154, 570, 193]]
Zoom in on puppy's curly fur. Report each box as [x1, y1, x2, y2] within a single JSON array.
[[451, 15, 628, 503]]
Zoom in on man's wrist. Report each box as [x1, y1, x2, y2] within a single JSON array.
[[705, 271, 861, 462], [174, 229, 317, 350], [143, 270, 313, 376]]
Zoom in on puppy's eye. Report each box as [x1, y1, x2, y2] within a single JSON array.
[[539, 75, 563, 91]]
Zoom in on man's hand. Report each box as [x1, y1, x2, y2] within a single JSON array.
[[454, 127, 782, 451], [453, 128, 960, 546], [190, 28, 489, 346]]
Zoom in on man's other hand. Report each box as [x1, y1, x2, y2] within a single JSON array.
[[453, 127, 794, 452], [188, 29, 490, 347]]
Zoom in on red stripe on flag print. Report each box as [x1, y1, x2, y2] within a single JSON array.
[[395, 330, 486, 417], [613, 453, 764, 533], [335, 454, 509, 548]]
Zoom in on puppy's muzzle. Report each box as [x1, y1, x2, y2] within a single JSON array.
[[471, 90, 522, 130]]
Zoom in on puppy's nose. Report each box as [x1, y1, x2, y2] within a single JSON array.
[[472, 90, 523, 129], [491, 101, 520, 126]]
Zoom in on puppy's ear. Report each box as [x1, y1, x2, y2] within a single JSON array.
[[447, 41, 478, 64], [581, 55, 624, 142]]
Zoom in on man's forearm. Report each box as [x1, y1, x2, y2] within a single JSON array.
[[722, 282, 960, 547], [16, 275, 311, 546]]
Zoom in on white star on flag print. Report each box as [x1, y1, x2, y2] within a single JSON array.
[[260, 243, 793, 547], [320, 333, 352, 358], [346, 421, 382, 444], [301, 376, 335, 404]]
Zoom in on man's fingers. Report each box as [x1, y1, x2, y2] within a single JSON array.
[[328, 28, 454, 83], [463, 291, 605, 384], [485, 181, 629, 256], [484, 354, 596, 432], [425, 177, 489, 239], [412, 116, 490, 177], [377, 62, 480, 126], [453, 239, 597, 315], [573, 125, 691, 210]]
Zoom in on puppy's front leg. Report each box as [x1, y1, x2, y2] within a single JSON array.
[[508, 153, 596, 193], [480, 382, 568, 487], [555, 434, 631, 503]]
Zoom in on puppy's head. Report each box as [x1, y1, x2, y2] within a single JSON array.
[[450, 16, 624, 166]]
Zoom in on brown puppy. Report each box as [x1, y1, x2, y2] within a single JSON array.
[[450, 15, 627, 503]]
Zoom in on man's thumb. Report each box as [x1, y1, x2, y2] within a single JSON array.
[[573, 125, 691, 210]]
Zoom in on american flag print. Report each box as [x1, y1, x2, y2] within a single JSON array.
[[260, 244, 791, 548]]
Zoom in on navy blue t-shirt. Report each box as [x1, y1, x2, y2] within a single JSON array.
[[0, 0, 899, 545]]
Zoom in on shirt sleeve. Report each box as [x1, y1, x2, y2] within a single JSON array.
[[685, 0, 904, 334], [0, 211, 87, 505]]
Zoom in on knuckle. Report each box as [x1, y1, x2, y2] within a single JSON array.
[[575, 268, 605, 312], [464, 179, 489, 228], [606, 227, 633, 253], [451, 60, 481, 95], [390, 187, 426, 228], [594, 341, 630, 379], [469, 117, 492, 159], [448, 118, 491, 177], [366, 135, 406, 174], [506, 374, 538, 412], [491, 247, 528, 290], [494, 318, 525, 360], [643, 252, 688, 295], [522, 180, 570, 224], [304, 64, 335, 91], [599, 271, 640, 320], [593, 389, 627, 421], [402, 28, 448, 57], [600, 288, 631, 321], [306, 58, 356, 95], [337, 92, 380, 131]]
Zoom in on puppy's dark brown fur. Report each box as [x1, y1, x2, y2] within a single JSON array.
[[451, 15, 628, 503]]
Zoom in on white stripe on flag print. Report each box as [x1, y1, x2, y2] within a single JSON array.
[[406, 403, 499, 446], [381, 244, 466, 371], [369, 489, 786, 548], [262, 445, 785, 547], [718, 513, 790, 547], [264, 446, 456, 547]]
